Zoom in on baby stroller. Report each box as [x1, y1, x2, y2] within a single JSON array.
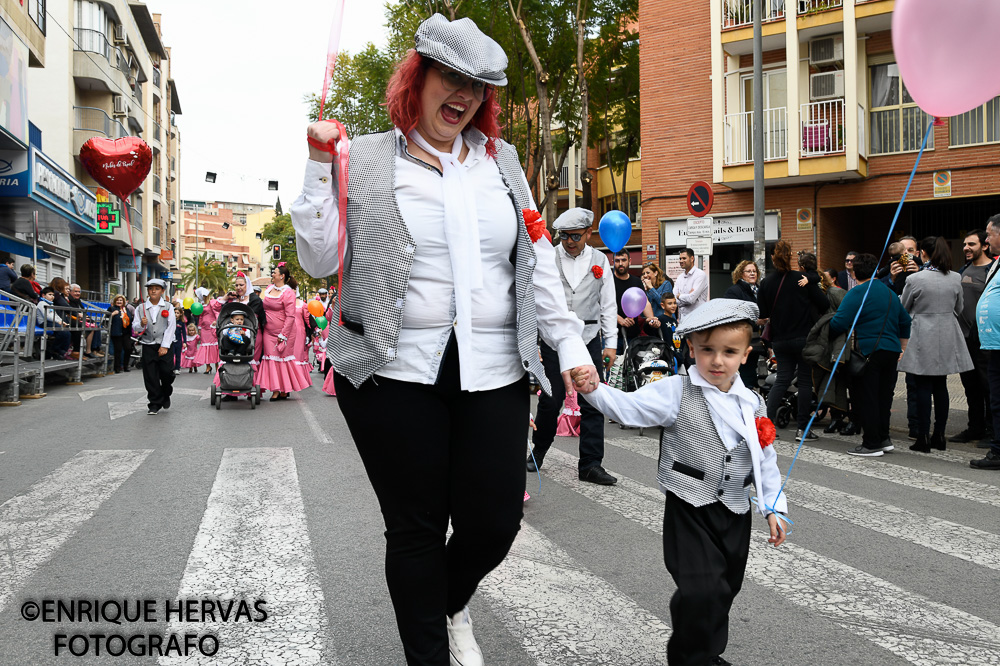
[[210, 302, 262, 409], [619, 328, 681, 435]]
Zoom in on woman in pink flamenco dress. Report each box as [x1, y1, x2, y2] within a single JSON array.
[[193, 289, 221, 374], [258, 265, 312, 400]]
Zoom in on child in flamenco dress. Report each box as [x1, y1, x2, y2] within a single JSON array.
[[181, 323, 199, 372], [193, 290, 221, 374]]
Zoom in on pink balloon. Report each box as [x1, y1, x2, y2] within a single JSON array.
[[621, 287, 647, 319], [893, 0, 1000, 117]]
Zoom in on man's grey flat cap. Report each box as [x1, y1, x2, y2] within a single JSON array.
[[552, 208, 595, 231], [415, 13, 508, 86], [675, 299, 759, 337]]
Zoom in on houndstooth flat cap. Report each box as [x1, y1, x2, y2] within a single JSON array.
[[552, 208, 595, 231], [675, 298, 759, 337], [415, 13, 508, 86]]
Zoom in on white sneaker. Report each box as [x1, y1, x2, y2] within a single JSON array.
[[447, 607, 484, 666]]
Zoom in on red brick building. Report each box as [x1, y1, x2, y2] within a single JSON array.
[[638, 0, 1000, 296]]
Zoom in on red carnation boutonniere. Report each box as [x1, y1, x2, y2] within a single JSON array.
[[592, 265, 604, 279], [756, 416, 776, 448], [161, 307, 171, 318], [522, 208, 546, 243]]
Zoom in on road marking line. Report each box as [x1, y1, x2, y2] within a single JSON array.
[[479, 521, 670, 665], [0, 450, 151, 613], [159, 448, 331, 665], [607, 435, 1000, 569], [298, 401, 332, 444], [543, 447, 1000, 664]]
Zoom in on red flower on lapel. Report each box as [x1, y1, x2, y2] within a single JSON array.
[[591, 265, 604, 279], [756, 417, 776, 448], [522, 208, 546, 243]]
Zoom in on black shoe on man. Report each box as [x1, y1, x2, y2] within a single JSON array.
[[579, 465, 617, 485], [708, 656, 733, 666], [526, 452, 545, 473], [949, 429, 984, 443], [970, 450, 1000, 470], [795, 428, 819, 441], [840, 422, 862, 437], [162, 395, 170, 410], [147, 406, 160, 416]]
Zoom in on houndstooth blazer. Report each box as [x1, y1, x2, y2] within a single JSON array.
[[329, 129, 552, 393]]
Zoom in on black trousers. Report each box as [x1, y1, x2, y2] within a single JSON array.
[[663, 493, 752, 666], [140, 344, 175, 409], [986, 353, 1000, 456], [333, 339, 527, 666], [767, 337, 813, 429], [532, 337, 605, 470], [959, 337, 990, 433], [852, 349, 898, 448], [912, 374, 949, 437], [110, 334, 126, 371]]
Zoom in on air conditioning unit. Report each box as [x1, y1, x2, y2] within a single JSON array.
[[113, 24, 126, 45], [113, 95, 129, 116], [810, 70, 845, 101], [809, 35, 844, 65]]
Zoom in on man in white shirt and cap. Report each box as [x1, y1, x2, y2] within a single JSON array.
[[132, 278, 176, 415], [528, 208, 619, 485]]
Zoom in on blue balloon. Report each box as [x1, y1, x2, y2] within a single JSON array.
[[599, 210, 631, 253]]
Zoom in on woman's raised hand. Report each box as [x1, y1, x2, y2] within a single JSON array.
[[307, 121, 343, 163]]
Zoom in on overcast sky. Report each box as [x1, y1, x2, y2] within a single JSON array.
[[150, 0, 390, 210]]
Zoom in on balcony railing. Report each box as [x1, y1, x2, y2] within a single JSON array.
[[153, 174, 161, 194], [870, 106, 934, 155], [74, 28, 130, 77], [152, 67, 161, 88], [724, 108, 788, 164], [723, 0, 785, 29], [129, 204, 142, 232], [153, 123, 161, 142], [74, 106, 129, 140], [153, 226, 161, 248], [801, 99, 846, 157], [798, 0, 842, 14]]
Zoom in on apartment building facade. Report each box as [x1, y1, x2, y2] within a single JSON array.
[[639, 0, 1000, 297], [0, 0, 182, 301]]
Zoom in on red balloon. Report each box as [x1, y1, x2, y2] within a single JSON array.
[[79, 136, 152, 201]]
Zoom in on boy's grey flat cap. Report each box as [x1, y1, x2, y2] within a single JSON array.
[[552, 208, 595, 231], [675, 299, 759, 337], [415, 13, 508, 86], [145, 278, 166, 289]]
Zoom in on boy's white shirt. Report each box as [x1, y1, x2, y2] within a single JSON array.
[[584, 366, 788, 516]]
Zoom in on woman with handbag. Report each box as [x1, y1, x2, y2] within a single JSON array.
[[758, 240, 830, 440], [830, 253, 912, 457], [898, 237, 974, 451]]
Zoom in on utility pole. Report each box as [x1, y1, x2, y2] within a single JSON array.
[[753, 0, 766, 276]]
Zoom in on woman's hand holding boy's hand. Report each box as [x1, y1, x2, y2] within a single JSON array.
[[565, 364, 600, 395]]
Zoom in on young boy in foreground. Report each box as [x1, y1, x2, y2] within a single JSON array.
[[578, 298, 788, 666]]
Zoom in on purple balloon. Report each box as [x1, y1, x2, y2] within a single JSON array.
[[621, 286, 647, 319]]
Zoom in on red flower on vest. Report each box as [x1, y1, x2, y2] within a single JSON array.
[[592, 265, 604, 279], [756, 416, 776, 448], [522, 208, 546, 243]]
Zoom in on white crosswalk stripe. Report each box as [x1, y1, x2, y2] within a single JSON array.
[[541, 447, 1000, 664], [0, 450, 151, 613], [607, 435, 1000, 569], [158, 448, 331, 665], [479, 522, 670, 665]]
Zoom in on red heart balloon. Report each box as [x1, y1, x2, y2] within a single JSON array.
[[79, 136, 152, 201]]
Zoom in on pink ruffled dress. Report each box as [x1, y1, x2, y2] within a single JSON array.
[[256, 286, 312, 393], [193, 298, 221, 367], [556, 391, 582, 437], [181, 334, 199, 369]]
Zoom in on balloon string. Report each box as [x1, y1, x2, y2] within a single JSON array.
[[121, 201, 137, 274], [766, 119, 935, 519], [318, 0, 346, 121]]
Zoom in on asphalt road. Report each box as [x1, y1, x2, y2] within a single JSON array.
[[0, 368, 998, 665]]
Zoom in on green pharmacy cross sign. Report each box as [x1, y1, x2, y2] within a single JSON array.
[[96, 204, 121, 234]]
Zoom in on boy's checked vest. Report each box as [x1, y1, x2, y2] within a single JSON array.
[[327, 128, 551, 394], [137, 302, 171, 346], [658, 377, 761, 514]]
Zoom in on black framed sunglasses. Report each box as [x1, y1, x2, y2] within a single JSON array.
[[561, 232, 586, 242], [431, 65, 493, 101]]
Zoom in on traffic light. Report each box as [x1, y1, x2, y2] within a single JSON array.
[[272, 244, 281, 261]]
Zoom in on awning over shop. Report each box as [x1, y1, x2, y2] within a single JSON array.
[[0, 233, 50, 260]]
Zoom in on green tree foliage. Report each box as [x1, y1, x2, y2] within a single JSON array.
[[261, 214, 335, 294], [305, 44, 396, 137], [177, 253, 229, 295]]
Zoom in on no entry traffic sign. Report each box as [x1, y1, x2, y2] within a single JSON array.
[[687, 181, 714, 218]]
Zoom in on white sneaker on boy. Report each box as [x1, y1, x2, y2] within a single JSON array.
[[447, 606, 484, 666]]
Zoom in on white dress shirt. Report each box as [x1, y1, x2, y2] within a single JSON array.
[[583, 366, 787, 515], [290, 128, 590, 391], [131, 298, 176, 347], [675, 265, 709, 320], [554, 243, 618, 349]]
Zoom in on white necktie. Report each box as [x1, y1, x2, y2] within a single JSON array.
[[408, 130, 484, 388]]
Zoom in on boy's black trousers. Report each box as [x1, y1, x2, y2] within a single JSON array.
[[662, 492, 752, 666], [140, 344, 175, 410]]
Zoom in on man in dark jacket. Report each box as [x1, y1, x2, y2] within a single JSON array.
[[10, 264, 39, 303], [0, 257, 18, 292], [836, 251, 858, 290]]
